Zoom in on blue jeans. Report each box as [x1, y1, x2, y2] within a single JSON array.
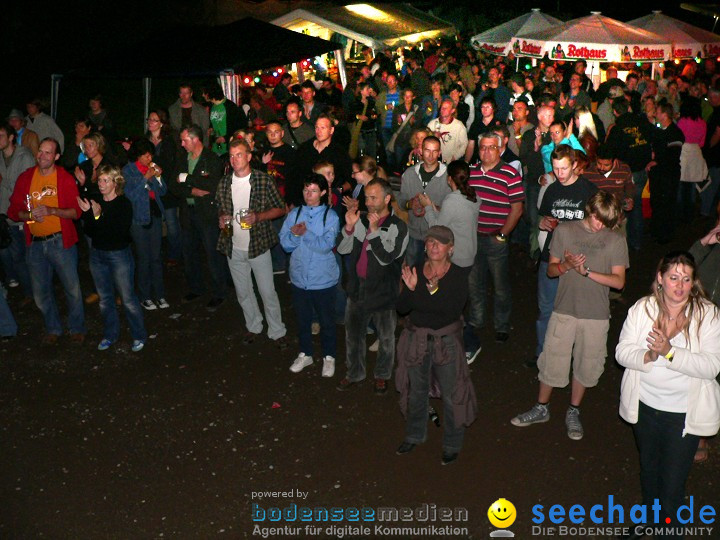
[[677, 182, 696, 223], [292, 284, 337, 358], [0, 283, 17, 336], [632, 402, 699, 539], [468, 235, 511, 333], [627, 170, 648, 250], [182, 207, 230, 298], [700, 167, 720, 217], [536, 261, 559, 356], [0, 225, 32, 297], [26, 236, 85, 335], [404, 335, 465, 453], [163, 207, 183, 261], [89, 247, 147, 342], [405, 237, 425, 267], [344, 280, 396, 381], [131, 220, 165, 302]]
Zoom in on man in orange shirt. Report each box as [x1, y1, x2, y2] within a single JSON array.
[[8, 138, 85, 345]]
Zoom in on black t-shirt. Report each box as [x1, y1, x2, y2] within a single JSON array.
[[418, 165, 439, 190], [264, 143, 296, 202], [81, 196, 133, 251], [538, 176, 598, 262], [396, 263, 468, 329]]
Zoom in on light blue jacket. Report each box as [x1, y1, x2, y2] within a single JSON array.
[[541, 134, 585, 173], [279, 204, 340, 290]]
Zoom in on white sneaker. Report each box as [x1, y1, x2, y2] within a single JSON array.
[[7, 279, 19, 288], [369, 339, 379, 352], [311, 322, 320, 335], [141, 299, 157, 311], [289, 353, 313, 373], [321, 356, 335, 378], [156, 298, 170, 309]]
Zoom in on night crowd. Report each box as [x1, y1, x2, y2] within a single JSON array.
[[1, 36, 720, 538]]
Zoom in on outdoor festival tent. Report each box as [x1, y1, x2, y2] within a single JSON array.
[[511, 11, 672, 63], [469, 9, 562, 56], [52, 17, 341, 119], [272, 3, 455, 51], [627, 10, 720, 60]]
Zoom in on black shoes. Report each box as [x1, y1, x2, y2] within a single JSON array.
[[182, 292, 202, 303], [206, 297, 225, 312], [396, 442, 416, 455], [495, 331, 509, 343], [441, 452, 458, 465]]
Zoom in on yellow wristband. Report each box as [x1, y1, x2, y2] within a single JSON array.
[[94, 213, 101, 220]]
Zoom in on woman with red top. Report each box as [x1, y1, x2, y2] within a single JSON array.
[[122, 139, 169, 311], [678, 97, 708, 222]]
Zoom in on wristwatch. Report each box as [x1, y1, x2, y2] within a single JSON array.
[[584, 265, 591, 277], [496, 232, 507, 242]]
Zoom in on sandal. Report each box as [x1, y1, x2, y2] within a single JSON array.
[[694, 439, 709, 464]]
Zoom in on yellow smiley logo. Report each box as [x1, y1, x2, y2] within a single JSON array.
[[488, 498, 517, 528]]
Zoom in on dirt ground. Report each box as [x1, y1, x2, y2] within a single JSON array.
[[1, 218, 718, 539]]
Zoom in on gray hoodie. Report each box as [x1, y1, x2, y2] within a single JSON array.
[[398, 162, 450, 240], [424, 190, 480, 268]]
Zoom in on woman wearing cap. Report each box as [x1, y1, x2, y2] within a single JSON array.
[[417, 160, 479, 276], [615, 251, 720, 531], [395, 225, 477, 465]]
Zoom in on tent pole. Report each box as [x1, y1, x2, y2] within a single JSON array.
[[651, 62, 656, 80], [50, 74, 62, 121], [143, 78, 151, 130], [335, 49, 347, 88]]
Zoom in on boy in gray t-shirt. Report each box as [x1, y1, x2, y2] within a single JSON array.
[[511, 191, 629, 440]]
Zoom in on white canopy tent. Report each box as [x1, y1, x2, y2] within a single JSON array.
[[272, 3, 455, 87], [469, 9, 562, 57], [627, 10, 720, 59]]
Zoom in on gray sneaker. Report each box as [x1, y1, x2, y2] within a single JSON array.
[[511, 403, 549, 427], [565, 407, 583, 440]]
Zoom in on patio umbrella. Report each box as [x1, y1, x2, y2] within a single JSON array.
[[513, 11, 671, 63], [627, 10, 720, 59], [470, 8, 562, 56]]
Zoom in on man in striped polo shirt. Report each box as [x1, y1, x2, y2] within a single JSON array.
[[465, 132, 524, 358]]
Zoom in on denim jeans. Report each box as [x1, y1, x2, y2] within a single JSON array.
[[632, 402, 699, 539], [89, 247, 147, 342], [182, 206, 230, 298], [227, 248, 286, 340], [0, 225, 32, 297], [163, 206, 183, 261], [627, 170, 648, 250], [344, 280, 396, 381], [131, 220, 165, 302], [468, 235, 511, 333], [334, 252, 347, 323], [405, 237, 425, 267], [0, 283, 17, 336], [26, 236, 85, 335], [292, 284, 336, 358], [700, 167, 720, 217], [404, 335, 465, 453], [536, 261, 559, 356]]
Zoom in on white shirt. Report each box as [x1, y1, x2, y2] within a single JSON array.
[[231, 173, 251, 251], [639, 333, 691, 413]]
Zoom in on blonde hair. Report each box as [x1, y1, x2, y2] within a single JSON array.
[[98, 165, 125, 195]]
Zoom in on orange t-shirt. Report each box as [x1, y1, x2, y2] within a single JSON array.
[[28, 169, 61, 237]]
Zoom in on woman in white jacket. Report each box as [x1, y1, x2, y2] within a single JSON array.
[[615, 251, 720, 533]]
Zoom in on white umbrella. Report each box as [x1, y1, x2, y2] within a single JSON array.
[[470, 9, 562, 56], [627, 10, 720, 59], [514, 11, 671, 62]]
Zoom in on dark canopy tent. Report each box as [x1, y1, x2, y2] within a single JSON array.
[[52, 17, 342, 118]]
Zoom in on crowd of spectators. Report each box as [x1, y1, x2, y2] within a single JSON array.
[[1, 35, 720, 481]]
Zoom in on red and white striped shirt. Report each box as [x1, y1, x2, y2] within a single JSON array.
[[468, 161, 524, 234]]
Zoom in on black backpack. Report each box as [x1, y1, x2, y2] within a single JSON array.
[[294, 205, 330, 226]]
